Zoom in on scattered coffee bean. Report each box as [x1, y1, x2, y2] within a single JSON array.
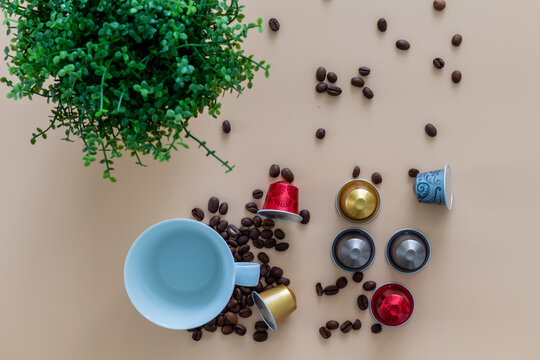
[[299, 209, 310, 224], [408, 168, 420, 178], [264, 238, 277, 248], [340, 320, 353, 333], [452, 34, 463, 46], [247, 296, 254, 306], [225, 312, 237, 325], [227, 225, 240, 239], [260, 229, 273, 239], [222, 120, 231, 134], [208, 197, 219, 213], [433, 57, 445, 69], [352, 271, 364, 283], [263, 284, 274, 291], [221, 325, 233, 335], [371, 172, 382, 185], [245, 202, 258, 214], [363, 281, 377, 291], [281, 168, 294, 182], [238, 244, 250, 255], [233, 324, 247, 336], [239, 226, 250, 235], [274, 228, 285, 240], [255, 321, 269, 331], [451, 70, 462, 83], [326, 85, 342, 96], [240, 286, 252, 295], [234, 287, 242, 300], [269, 164, 280, 177], [217, 220, 228, 232], [433, 0, 446, 11], [357, 295, 369, 310], [351, 77, 365, 88], [253, 216, 262, 227], [377, 18, 387, 32], [241, 217, 253, 227], [209, 215, 220, 227], [221, 232, 229, 240], [262, 219, 275, 229], [319, 326, 332, 339], [362, 87, 374, 99], [316, 128, 326, 139], [191, 207, 204, 221], [352, 165, 361, 178], [316, 282, 324, 296], [277, 277, 290, 286], [252, 189, 264, 199], [239, 308, 252, 318], [371, 323, 382, 334], [265, 276, 276, 285], [216, 315, 226, 327], [254, 280, 265, 291], [316, 82, 328, 93], [352, 319, 362, 330], [358, 67, 371, 76], [233, 252, 241, 262], [275, 242, 289, 252], [327, 72, 338, 83], [192, 329, 202, 341], [204, 322, 217, 332], [218, 202, 228, 215], [316, 67, 327, 82], [270, 267, 284, 278], [242, 252, 254, 262], [396, 39, 410, 50], [324, 284, 339, 295], [258, 252, 270, 264], [253, 331, 268, 342], [253, 238, 264, 248], [425, 123, 437, 137], [326, 320, 339, 330], [336, 276, 348, 289], [268, 17, 280, 32]]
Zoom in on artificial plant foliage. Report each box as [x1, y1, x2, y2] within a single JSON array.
[[1, 0, 269, 181]]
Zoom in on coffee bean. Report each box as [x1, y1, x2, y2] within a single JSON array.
[[433, 0, 446, 11], [245, 202, 258, 214], [209, 215, 220, 227], [192, 329, 202, 341], [268, 17, 280, 32], [276, 242, 289, 252], [208, 197, 219, 213], [273, 229, 284, 240], [326, 320, 339, 330], [230, 304, 241, 313], [228, 240, 238, 249], [253, 216, 262, 227], [222, 120, 231, 134], [222, 325, 233, 335], [239, 308, 252, 318], [371, 172, 382, 185], [191, 208, 204, 221], [187, 327, 200, 332], [357, 295, 369, 310], [363, 281, 377, 291], [433, 57, 445, 69], [216, 315, 226, 327], [277, 277, 290, 286], [358, 67, 371, 76], [316, 282, 324, 296], [234, 287, 242, 300], [254, 280, 264, 292], [352, 271, 363, 282], [240, 295, 247, 308], [281, 168, 294, 182], [264, 238, 276, 248], [253, 331, 268, 342], [377, 18, 387, 32], [351, 77, 365, 88], [324, 284, 339, 295], [237, 235, 249, 245], [260, 264, 270, 277], [252, 189, 264, 199], [263, 284, 274, 291], [204, 322, 217, 332], [241, 218, 253, 227], [233, 252, 241, 262], [253, 238, 264, 248], [340, 320, 353, 333], [255, 321, 269, 331], [247, 296, 254, 306], [336, 276, 348, 289], [227, 224, 240, 238], [326, 85, 342, 96], [249, 228, 260, 240], [260, 229, 273, 239], [408, 168, 420, 178], [352, 165, 361, 178], [316, 82, 328, 93], [219, 202, 228, 215], [315, 128, 326, 139], [299, 209, 310, 224], [452, 34, 463, 46], [451, 70, 462, 83], [258, 252, 270, 264], [221, 231, 229, 240], [233, 324, 247, 336], [270, 266, 284, 278], [396, 39, 410, 50], [265, 276, 276, 285], [262, 219, 275, 229], [319, 326, 331, 339], [362, 87, 374, 99], [327, 72, 337, 83], [352, 319, 362, 330], [217, 220, 228, 232], [242, 252, 254, 262], [425, 123, 437, 137], [239, 226, 250, 235], [225, 311, 237, 325], [316, 67, 327, 82], [371, 323, 382, 334], [238, 244, 250, 255], [269, 164, 280, 177], [227, 297, 238, 308], [240, 286, 252, 295]]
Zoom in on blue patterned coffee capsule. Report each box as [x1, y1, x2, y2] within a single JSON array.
[[414, 164, 453, 210]]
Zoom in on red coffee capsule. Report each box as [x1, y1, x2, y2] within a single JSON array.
[[370, 282, 414, 327], [257, 181, 302, 223]]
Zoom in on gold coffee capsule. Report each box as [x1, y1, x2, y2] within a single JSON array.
[[336, 179, 381, 224], [252, 285, 296, 331]]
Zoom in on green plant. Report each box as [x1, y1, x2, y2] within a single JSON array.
[[1, 0, 269, 181]]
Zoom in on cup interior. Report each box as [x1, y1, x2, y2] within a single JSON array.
[[124, 219, 234, 329]]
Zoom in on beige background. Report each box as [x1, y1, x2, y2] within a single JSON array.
[[1, 0, 540, 359]]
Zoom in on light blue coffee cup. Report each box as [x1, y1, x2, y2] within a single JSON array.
[[124, 218, 260, 330], [414, 163, 453, 210]]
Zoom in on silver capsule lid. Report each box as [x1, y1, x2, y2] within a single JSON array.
[[386, 229, 430, 273], [331, 228, 375, 271]]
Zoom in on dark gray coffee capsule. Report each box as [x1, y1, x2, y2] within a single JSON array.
[[385, 228, 431, 274]]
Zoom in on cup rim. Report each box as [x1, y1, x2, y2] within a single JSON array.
[[385, 228, 431, 274], [257, 209, 303, 223], [443, 163, 453, 210], [123, 218, 234, 330], [330, 227, 376, 272], [335, 179, 382, 224], [369, 282, 415, 327], [251, 291, 278, 331]]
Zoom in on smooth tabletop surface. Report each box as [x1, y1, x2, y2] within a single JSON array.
[[1, 0, 539, 359]]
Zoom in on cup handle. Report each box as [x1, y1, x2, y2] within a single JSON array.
[[234, 262, 260, 287]]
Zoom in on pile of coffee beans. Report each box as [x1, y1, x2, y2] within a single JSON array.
[[319, 319, 361, 339], [315, 275, 349, 296], [351, 66, 374, 100], [315, 66, 342, 97]]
